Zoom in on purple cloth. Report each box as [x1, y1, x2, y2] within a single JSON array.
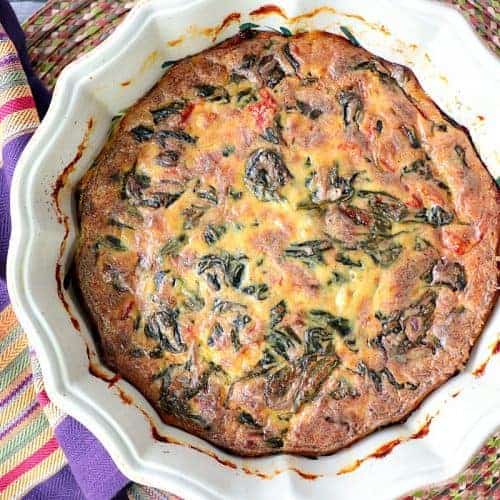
[[23, 465, 86, 500], [55, 419, 129, 500], [1, 1, 50, 116], [0, 2, 130, 498]]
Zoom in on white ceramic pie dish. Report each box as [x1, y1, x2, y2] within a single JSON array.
[[7, 0, 500, 498]]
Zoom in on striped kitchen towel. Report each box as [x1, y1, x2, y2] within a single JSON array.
[[0, 2, 129, 498]]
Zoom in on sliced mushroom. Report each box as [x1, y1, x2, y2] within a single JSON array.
[[245, 148, 292, 201]]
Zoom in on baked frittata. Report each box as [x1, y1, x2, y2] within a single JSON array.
[[75, 30, 499, 456]]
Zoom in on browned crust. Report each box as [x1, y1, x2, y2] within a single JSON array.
[[75, 30, 499, 457]]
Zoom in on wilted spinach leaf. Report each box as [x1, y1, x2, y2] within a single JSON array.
[[195, 85, 229, 103], [182, 204, 207, 230], [454, 145, 468, 168], [145, 308, 186, 353], [204, 224, 226, 245], [284, 239, 332, 267], [207, 322, 223, 347], [131, 125, 154, 142], [235, 87, 258, 107], [340, 26, 360, 46], [231, 313, 251, 351], [242, 283, 269, 300], [157, 129, 197, 146], [415, 205, 454, 227], [101, 235, 128, 252], [238, 412, 262, 428], [197, 252, 247, 290], [151, 101, 185, 124], [283, 42, 299, 72], [270, 300, 287, 328], [266, 327, 301, 360], [309, 310, 351, 336], [265, 437, 284, 448], [296, 100, 323, 120], [159, 234, 186, 259], [122, 167, 183, 209]]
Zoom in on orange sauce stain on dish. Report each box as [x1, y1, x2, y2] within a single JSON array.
[[86, 349, 131, 406], [342, 12, 366, 22], [197, 13, 242, 41], [140, 50, 159, 72], [143, 409, 241, 470], [370, 439, 402, 458], [152, 424, 238, 469], [247, 5, 389, 37], [52, 117, 93, 221], [410, 415, 433, 440], [290, 468, 322, 480], [248, 4, 365, 25], [378, 25, 391, 36], [250, 4, 287, 17], [168, 37, 184, 47], [290, 6, 338, 22], [472, 338, 500, 377], [88, 361, 114, 383], [494, 339, 500, 355], [150, 425, 181, 446], [88, 359, 134, 404], [472, 362, 487, 377], [242, 467, 269, 479], [107, 373, 122, 388], [141, 405, 322, 479], [337, 459, 363, 475], [212, 12, 241, 40], [337, 415, 436, 475], [208, 453, 238, 470], [53, 117, 94, 332], [121, 80, 131, 87], [118, 391, 133, 405], [241, 466, 321, 480]]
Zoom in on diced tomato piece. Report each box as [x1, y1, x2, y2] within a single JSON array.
[[180, 102, 195, 124], [441, 228, 470, 255], [406, 193, 423, 209], [379, 158, 396, 173], [204, 112, 218, 126], [248, 88, 277, 129], [340, 205, 371, 225], [183, 323, 195, 342], [337, 142, 367, 163], [338, 142, 360, 152]]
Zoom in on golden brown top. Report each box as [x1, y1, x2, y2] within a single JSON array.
[[76, 30, 499, 456]]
